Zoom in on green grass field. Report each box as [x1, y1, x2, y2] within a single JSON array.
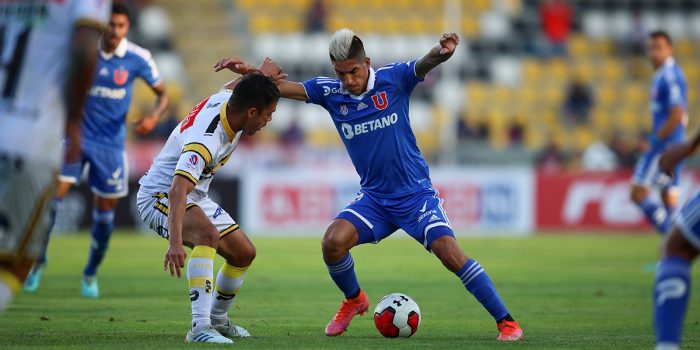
[[1, 232, 698, 349]]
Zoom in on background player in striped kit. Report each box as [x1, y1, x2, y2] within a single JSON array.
[[0, 0, 109, 312], [24, 2, 169, 298]]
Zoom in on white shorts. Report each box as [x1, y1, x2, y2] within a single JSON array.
[[136, 188, 239, 240], [0, 156, 56, 263]]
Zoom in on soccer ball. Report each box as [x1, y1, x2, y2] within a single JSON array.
[[373, 293, 421, 338]]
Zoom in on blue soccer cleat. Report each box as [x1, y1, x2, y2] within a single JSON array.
[[81, 276, 99, 298], [23, 265, 45, 293]]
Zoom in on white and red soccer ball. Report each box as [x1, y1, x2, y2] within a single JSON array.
[[373, 293, 421, 338]]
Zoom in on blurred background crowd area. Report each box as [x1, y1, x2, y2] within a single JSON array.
[[123, 0, 700, 174]]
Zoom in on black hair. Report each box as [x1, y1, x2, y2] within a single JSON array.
[[112, 2, 131, 20], [649, 30, 672, 46], [230, 74, 280, 113]]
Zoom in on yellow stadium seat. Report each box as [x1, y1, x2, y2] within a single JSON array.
[[590, 107, 609, 131], [599, 59, 623, 83], [573, 127, 595, 151], [461, 16, 479, 39], [675, 39, 694, 58], [685, 65, 699, 82], [622, 84, 646, 106], [596, 86, 616, 108], [568, 35, 591, 57], [250, 14, 274, 33], [521, 59, 542, 83], [236, 0, 257, 11]]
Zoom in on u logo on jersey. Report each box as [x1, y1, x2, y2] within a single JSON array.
[[371, 91, 389, 110], [113, 67, 129, 85]]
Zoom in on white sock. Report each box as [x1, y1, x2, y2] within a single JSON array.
[[0, 268, 20, 313], [187, 246, 215, 332], [211, 263, 248, 323]]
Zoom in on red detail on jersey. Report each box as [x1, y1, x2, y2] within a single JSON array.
[[180, 97, 210, 132], [371, 91, 388, 110], [113, 67, 129, 85], [374, 308, 400, 338], [189, 154, 199, 165], [407, 311, 420, 336]]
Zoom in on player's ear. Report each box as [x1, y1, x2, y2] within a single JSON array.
[[365, 56, 371, 67], [247, 107, 257, 119]]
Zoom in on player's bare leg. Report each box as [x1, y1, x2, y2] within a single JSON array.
[[179, 206, 232, 344], [430, 236, 523, 341], [210, 229, 256, 338], [631, 184, 671, 234], [321, 219, 368, 336], [79, 195, 118, 298], [23, 180, 73, 293]]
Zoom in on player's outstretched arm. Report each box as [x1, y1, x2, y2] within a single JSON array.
[[165, 175, 195, 278], [276, 80, 309, 101], [133, 83, 169, 135], [64, 24, 102, 163], [214, 57, 288, 90], [415, 32, 460, 79]]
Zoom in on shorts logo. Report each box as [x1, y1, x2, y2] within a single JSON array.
[[340, 105, 348, 116], [113, 67, 129, 86], [371, 91, 389, 110], [213, 207, 224, 219]]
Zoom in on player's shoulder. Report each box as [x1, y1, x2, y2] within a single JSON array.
[[376, 60, 414, 74], [312, 76, 341, 85], [125, 41, 154, 63]]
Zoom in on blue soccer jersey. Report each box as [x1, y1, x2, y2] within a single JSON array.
[[83, 38, 161, 149], [650, 57, 687, 148], [302, 60, 430, 198]]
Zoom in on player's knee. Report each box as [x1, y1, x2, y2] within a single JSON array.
[[321, 233, 348, 261], [630, 187, 647, 204], [237, 242, 257, 267]]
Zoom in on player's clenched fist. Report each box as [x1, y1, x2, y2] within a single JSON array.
[[438, 32, 459, 56]]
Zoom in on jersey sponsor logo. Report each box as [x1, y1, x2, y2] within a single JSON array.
[[323, 85, 340, 96], [340, 105, 348, 116], [371, 91, 389, 110], [180, 97, 211, 132], [340, 112, 398, 140], [88, 86, 127, 99], [113, 67, 129, 85]]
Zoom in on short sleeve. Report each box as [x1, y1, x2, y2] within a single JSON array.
[[138, 50, 162, 87], [70, 0, 110, 29], [174, 137, 218, 185], [301, 77, 335, 108], [383, 60, 424, 94]]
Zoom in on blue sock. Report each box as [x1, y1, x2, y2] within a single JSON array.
[[654, 257, 691, 348], [36, 198, 62, 266], [83, 209, 115, 277], [457, 259, 510, 321], [325, 253, 360, 299], [637, 198, 671, 234]]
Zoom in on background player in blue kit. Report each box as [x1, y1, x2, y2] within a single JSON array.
[[630, 31, 688, 235], [217, 28, 522, 340], [652, 124, 700, 350], [24, 2, 169, 297]]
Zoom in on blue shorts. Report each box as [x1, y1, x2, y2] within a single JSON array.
[[632, 150, 683, 189], [674, 189, 700, 250], [58, 143, 128, 198], [336, 187, 454, 251]]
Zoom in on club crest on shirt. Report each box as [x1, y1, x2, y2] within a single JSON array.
[[371, 91, 388, 110], [113, 67, 129, 85], [340, 105, 348, 116]]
